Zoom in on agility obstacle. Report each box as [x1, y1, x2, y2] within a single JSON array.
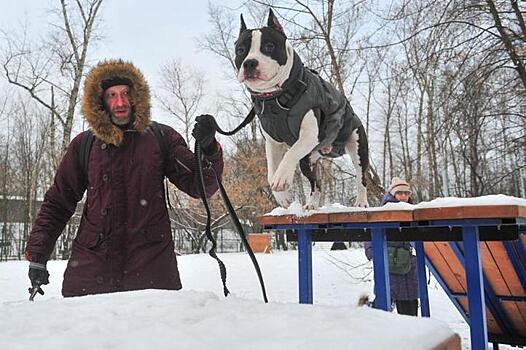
[[260, 201, 526, 350]]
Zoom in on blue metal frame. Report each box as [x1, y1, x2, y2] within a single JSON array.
[[505, 241, 526, 293], [414, 241, 430, 317], [462, 225, 489, 349], [371, 227, 390, 311], [297, 228, 313, 304], [450, 242, 516, 337], [263, 215, 526, 350]]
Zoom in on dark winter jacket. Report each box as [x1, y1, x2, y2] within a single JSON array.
[[364, 192, 418, 301], [25, 60, 224, 297], [252, 53, 362, 157]]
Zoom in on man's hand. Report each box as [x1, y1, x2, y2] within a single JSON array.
[[28, 257, 49, 299], [192, 114, 217, 154]]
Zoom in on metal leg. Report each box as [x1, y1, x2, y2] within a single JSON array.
[[492, 342, 499, 350], [371, 227, 390, 311], [415, 241, 430, 317], [463, 225, 488, 350], [297, 228, 313, 304]]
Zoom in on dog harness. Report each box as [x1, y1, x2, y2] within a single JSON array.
[[251, 52, 363, 157]]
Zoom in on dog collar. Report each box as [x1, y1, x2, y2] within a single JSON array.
[[249, 88, 283, 100]]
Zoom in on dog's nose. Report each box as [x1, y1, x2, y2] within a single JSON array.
[[243, 59, 259, 71]]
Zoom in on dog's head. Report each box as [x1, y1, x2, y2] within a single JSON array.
[[235, 9, 294, 93]]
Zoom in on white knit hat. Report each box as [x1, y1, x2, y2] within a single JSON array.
[[388, 177, 412, 196]]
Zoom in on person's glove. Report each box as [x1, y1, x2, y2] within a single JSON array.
[[192, 114, 217, 155], [28, 254, 49, 297]]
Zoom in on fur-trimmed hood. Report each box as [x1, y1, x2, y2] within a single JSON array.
[[82, 59, 151, 146]]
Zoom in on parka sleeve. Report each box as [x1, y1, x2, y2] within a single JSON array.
[[25, 134, 88, 259], [163, 125, 224, 199]]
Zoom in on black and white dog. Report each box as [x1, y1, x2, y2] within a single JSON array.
[[235, 10, 369, 209]]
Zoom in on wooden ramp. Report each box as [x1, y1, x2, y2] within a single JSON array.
[[415, 205, 526, 346]]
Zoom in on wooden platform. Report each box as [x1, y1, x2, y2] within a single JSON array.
[[261, 204, 526, 225], [260, 203, 526, 348]]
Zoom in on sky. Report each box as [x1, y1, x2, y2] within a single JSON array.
[[0, 0, 246, 128], [2, 249, 469, 350]]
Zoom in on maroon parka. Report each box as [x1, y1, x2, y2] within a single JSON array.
[[25, 60, 223, 297]]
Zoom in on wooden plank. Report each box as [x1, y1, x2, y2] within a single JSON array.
[[367, 210, 414, 222], [259, 213, 330, 225], [430, 333, 461, 350], [260, 215, 295, 226], [484, 242, 526, 297], [294, 213, 329, 224], [328, 211, 368, 223], [486, 306, 503, 335], [414, 205, 525, 221], [480, 242, 526, 335], [425, 242, 466, 293]]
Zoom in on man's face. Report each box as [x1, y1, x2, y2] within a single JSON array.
[[104, 85, 131, 125]]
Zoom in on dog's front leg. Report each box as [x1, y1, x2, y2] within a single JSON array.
[[263, 131, 293, 208], [271, 111, 319, 192]]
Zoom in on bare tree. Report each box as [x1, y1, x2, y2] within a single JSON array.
[[156, 60, 205, 143], [1, 0, 104, 159]]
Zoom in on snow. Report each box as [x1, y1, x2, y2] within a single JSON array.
[[266, 194, 526, 216], [1, 249, 515, 350], [3, 195, 524, 349]]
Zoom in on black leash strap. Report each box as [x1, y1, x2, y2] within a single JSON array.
[[195, 108, 268, 303], [194, 147, 230, 297]]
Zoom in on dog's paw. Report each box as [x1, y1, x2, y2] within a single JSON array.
[[271, 164, 295, 192], [304, 191, 321, 210], [273, 190, 294, 208], [354, 193, 369, 208], [354, 199, 369, 208]]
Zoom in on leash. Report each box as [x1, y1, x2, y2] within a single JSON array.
[[194, 108, 268, 303]]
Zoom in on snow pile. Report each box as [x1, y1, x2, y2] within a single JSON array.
[[1, 289, 455, 350], [265, 194, 526, 216], [1, 250, 481, 349]]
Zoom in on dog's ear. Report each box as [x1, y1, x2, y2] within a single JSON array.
[[240, 14, 248, 36], [267, 8, 286, 38]]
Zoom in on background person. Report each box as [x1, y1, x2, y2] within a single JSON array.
[[364, 177, 419, 316]]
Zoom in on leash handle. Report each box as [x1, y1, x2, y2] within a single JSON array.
[[193, 108, 268, 302]]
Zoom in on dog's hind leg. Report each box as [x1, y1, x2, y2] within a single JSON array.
[[345, 125, 369, 207], [300, 153, 321, 210]]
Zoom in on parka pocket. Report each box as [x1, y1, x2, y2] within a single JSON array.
[[74, 220, 104, 249]]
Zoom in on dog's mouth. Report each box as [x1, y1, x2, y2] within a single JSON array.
[[240, 71, 262, 83]]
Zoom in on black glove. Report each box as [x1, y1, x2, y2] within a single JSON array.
[[192, 114, 217, 155], [28, 254, 49, 297]]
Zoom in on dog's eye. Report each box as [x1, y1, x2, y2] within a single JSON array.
[[263, 42, 275, 54], [235, 46, 246, 56]]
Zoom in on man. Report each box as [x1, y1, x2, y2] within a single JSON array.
[[25, 59, 222, 297]]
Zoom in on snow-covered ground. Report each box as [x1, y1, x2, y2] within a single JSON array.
[[0, 247, 515, 349]]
